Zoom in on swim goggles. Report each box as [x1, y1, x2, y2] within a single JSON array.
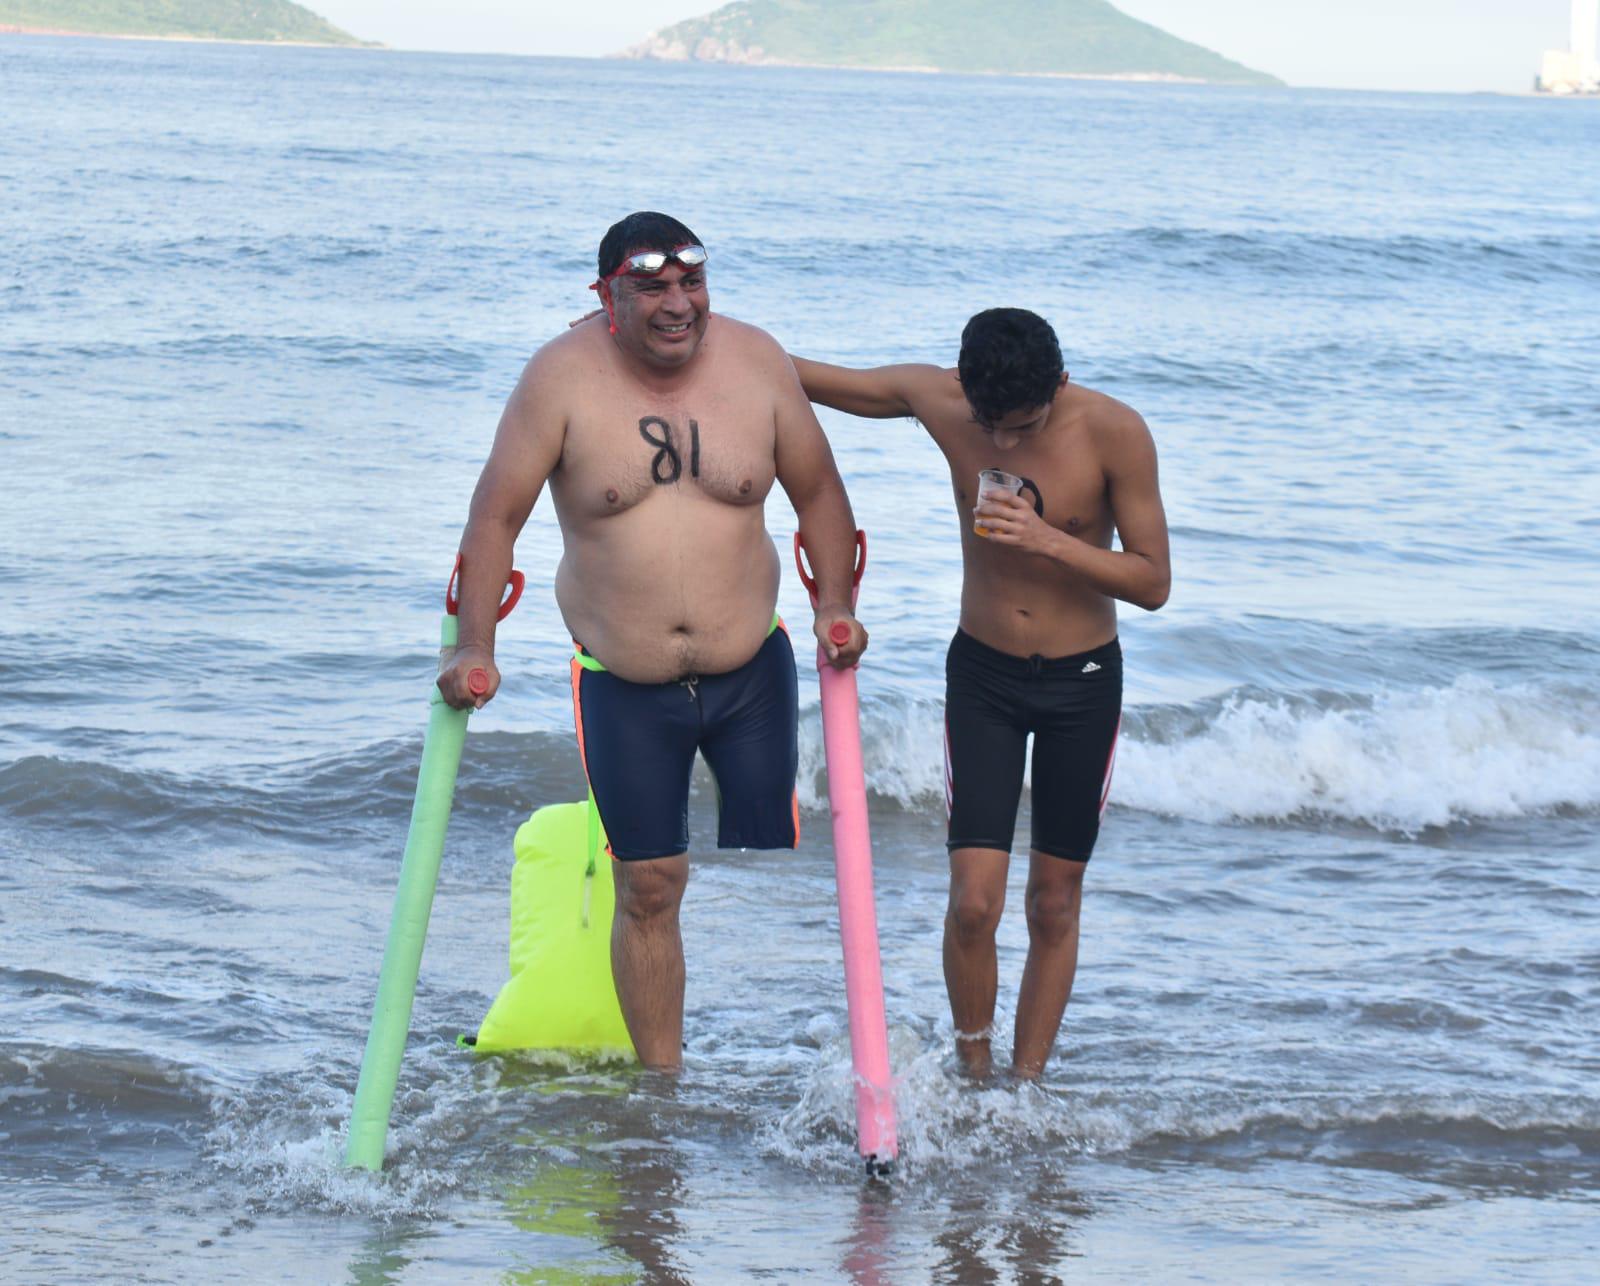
[[591, 244, 709, 291]]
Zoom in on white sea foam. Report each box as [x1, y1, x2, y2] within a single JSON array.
[[765, 1027, 1600, 1181], [198, 1041, 514, 1220], [796, 695, 948, 812], [1117, 677, 1600, 830], [800, 677, 1600, 831]]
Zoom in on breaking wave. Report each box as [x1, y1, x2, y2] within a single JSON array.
[[5, 677, 1595, 843]]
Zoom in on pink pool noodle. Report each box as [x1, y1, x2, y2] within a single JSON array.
[[799, 533, 897, 1168]]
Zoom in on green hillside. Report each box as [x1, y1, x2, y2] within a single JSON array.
[[0, 1, 367, 44], [623, 0, 1278, 85]]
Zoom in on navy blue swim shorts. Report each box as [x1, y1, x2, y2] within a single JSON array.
[[570, 623, 800, 861]]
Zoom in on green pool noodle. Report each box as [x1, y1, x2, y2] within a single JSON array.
[[345, 613, 473, 1172], [473, 800, 636, 1057]]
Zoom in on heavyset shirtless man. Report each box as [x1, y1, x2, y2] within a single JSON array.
[[793, 309, 1171, 1078], [438, 212, 867, 1071]]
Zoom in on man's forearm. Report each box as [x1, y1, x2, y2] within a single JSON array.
[[790, 357, 847, 415], [790, 356, 913, 420], [454, 515, 518, 651], [1043, 531, 1170, 612]]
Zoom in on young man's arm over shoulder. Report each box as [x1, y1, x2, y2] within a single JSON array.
[[769, 348, 869, 667], [439, 349, 568, 707], [976, 399, 1171, 611], [790, 356, 948, 421]]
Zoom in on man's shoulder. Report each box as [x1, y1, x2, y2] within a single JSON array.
[[505, 321, 612, 406], [706, 314, 786, 364], [1066, 385, 1156, 473], [529, 317, 607, 372], [913, 365, 967, 409], [910, 367, 975, 436], [495, 323, 610, 437], [1069, 383, 1150, 439]]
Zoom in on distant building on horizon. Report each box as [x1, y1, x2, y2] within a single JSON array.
[[1537, 0, 1599, 94]]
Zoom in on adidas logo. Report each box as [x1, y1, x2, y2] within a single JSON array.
[[1082, 661, 1102, 674]]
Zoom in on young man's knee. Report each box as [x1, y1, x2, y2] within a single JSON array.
[[1024, 869, 1083, 945], [947, 884, 1005, 942]]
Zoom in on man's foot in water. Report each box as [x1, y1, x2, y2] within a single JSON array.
[[954, 1029, 994, 1079]]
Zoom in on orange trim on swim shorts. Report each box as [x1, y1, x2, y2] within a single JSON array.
[[568, 656, 588, 773], [569, 656, 614, 859]]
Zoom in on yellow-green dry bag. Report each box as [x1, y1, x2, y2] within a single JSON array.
[[472, 800, 636, 1057]]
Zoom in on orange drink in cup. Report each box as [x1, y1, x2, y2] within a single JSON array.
[[974, 468, 1024, 537]]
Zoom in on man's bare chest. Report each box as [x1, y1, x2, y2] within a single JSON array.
[[558, 400, 778, 517]]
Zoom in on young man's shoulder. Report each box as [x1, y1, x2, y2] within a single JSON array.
[[1068, 383, 1151, 440], [1064, 385, 1157, 481], [913, 364, 964, 398], [908, 366, 973, 426]]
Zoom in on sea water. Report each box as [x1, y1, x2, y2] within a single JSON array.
[[2, 35, 1598, 1283]]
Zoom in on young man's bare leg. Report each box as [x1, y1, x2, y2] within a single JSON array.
[[1012, 852, 1086, 1079], [943, 847, 1010, 1077], [611, 854, 690, 1071]]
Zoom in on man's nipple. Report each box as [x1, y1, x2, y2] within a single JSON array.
[[739, 479, 752, 495], [605, 488, 619, 505]]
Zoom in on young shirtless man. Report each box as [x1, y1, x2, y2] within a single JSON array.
[[438, 212, 867, 1070], [792, 309, 1170, 1078]]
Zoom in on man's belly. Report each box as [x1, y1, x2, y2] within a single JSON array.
[[555, 508, 782, 684]]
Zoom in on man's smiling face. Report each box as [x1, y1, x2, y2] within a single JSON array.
[[608, 259, 710, 369]]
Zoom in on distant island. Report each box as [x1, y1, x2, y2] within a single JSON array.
[[621, 0, 1279, 86], [0, 1, 369, 45]]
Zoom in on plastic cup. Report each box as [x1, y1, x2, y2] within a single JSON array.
[[974, 468, 1024, 537]]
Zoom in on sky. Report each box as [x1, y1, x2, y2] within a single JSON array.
[[308, 2, 1588, 94]]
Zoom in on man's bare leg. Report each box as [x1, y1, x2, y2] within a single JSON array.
[[1012, 852, 1086, 1079], [943, 847, 1010, 1077], [611, 854, 690, 1071]]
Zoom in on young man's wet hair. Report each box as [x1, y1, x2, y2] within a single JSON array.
[[597, 211, 702, 280], [957, 308, 1065, 427]]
